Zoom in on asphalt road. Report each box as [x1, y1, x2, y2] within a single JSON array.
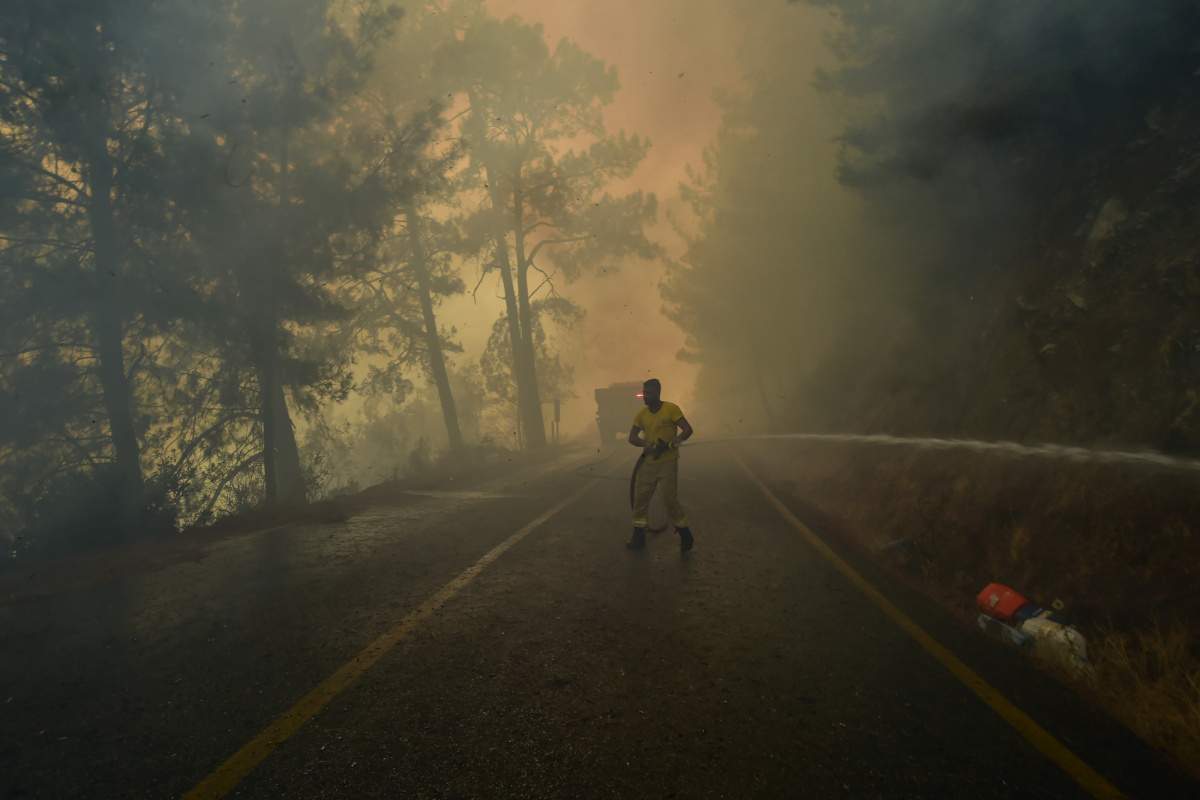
[[1, 444, 1194, 799]]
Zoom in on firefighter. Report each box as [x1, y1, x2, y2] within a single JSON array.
[[627, 378, 694, 551]]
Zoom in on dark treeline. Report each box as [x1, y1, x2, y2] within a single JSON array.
[[669, 1, 1200, 450], [0, 0, 656, 552]]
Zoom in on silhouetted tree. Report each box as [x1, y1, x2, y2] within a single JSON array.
[[0, 0, 224, 528], [444, 2, 658, 449]]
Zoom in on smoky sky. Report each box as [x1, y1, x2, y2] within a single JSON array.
[[458, 0, 745, 419], [441, 0, 842, 429]]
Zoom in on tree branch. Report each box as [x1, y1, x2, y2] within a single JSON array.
[[169, 412, 251, 481], [8, 191, 86, 209], [471, 263, 495, 302], [0, 341, 97, 359], [527, 235, 592, 265], [521, 163, 608, 195], [197, 449, 264, 524], [523, 220, 556, 237], [528, 262, 561, 300]]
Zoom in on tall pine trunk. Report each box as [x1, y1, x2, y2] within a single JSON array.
[[270, 372, 306, 503], [85, 140, 144, 526], [751, 358, 779, 432], [405, 204, 463, 454], [480, 160, 543, 450], [744, 325, 779, 431], [254, 131, 306, 506], [510, 176, 547, 448], [252, 321, 306, 505], [468, 96, 546, 451], [495, 247, 538, 445]]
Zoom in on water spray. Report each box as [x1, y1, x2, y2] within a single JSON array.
[[726, 433, 1200, 474], [579, 432, 1200, 477]]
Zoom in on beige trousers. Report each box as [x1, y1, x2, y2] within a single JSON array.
[[632, 457, 688, 528]]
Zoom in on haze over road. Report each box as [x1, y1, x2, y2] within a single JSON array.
[[2, 445, 1191, 799]]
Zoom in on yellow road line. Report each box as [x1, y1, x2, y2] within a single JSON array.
[[183, 479, 599, 800], [736, 457, 1125, 800]]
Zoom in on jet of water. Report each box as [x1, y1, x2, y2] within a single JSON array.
[[692, 433, 1200, 474]]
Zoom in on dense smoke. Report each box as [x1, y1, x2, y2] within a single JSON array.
[[0, 0, 664, 552], [7, 0, 1200, 555], [671, 1, 1200, 445]]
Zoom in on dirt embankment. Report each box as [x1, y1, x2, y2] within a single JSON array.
[[770, 441, 1200, 777]]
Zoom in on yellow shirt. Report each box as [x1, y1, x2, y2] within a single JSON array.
[[633, 401, 685, 462]]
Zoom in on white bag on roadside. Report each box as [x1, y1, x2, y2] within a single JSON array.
[[1020, 612, 1089, 674]]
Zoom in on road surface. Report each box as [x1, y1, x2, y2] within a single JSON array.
[[1, 445, 1193, 798]]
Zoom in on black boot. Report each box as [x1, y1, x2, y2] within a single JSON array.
[[626, 527, 646, 550], [677, 526, 694, 551]]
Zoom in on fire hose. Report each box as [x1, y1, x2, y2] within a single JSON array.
[[629, 439, 674, 532]]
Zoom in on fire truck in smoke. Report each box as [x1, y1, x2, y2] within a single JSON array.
[[594, 382, 644, 447]]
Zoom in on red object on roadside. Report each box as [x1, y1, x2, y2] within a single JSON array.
[[976, 583, 1030, 621]]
